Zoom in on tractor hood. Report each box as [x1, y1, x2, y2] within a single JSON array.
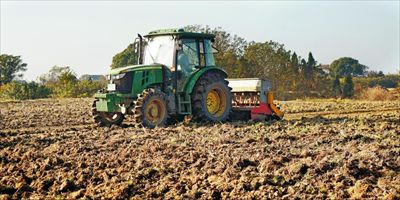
[[109, 64, 163, 75]]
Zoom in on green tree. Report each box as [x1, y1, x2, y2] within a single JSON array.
[[39, 66, 78, 97], [303, 52, 315, 80], [330, 57, 367, 77], [301, 52, 315, 94], [290, 52, 299, 75], [39, 66, 106, 98], [185, 25, 248, 57], [39, 65, 73, 84], [342, 74, 354, 98], [366, 70, 384, 77], [184, 25, 248, 77], [110, 43, 138, 69], [332, 75, 342, 97], [213, 50, 241, 77], [287, 52, 300, 90], [367, 76, 398, 88], [296, 57, 307, 91], [0, 81, 49, 100], [234, 57, 250, 78], [56, 71, 78, 97], [243, 41, 291, 93], [0, 54, 27, 85], [75, 78, 105, 97], [27, 81, 50, 99]]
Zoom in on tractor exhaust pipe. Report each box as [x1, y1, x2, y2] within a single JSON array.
[[137, 34, 143, 65]]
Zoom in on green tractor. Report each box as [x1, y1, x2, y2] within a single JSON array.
[[92, 28, 232, 128]]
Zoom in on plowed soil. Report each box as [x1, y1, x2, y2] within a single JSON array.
[[0, 98, 399, 199]]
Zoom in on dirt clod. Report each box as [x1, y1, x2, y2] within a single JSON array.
[[59, 179, 76, 193]]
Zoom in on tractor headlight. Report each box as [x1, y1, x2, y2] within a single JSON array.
[[112, 73, 126, 80]]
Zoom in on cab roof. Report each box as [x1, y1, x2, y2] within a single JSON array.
[[144, 28, 215, 39]]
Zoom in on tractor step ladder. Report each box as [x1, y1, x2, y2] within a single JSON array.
[[177, 93, 192, 114]]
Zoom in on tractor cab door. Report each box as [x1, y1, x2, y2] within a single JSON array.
[[172, 38, 202, 114], [175, 38, 215, 92], [176, 38, 200, 92]]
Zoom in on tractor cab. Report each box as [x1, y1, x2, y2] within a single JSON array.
[[140, 29, 218, 92], [94, 29, 232, 128], [105, 29, 218, 94]]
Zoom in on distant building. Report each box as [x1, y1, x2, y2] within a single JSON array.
[[320, 64, 330, 74]]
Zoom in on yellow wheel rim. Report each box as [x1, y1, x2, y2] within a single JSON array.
[[144, 99, 165, 124], [206, 88, 227, 117]]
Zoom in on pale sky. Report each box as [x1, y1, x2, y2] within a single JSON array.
[[1, 1, 399, 81]]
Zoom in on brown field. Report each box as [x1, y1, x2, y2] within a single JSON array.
[[0, 98, 399, 199]]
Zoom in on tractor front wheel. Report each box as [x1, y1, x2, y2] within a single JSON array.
[[92, 100, 124, 127], [133, 88, 169, 128]]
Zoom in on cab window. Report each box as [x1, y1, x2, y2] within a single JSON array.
[[177, 39, 199, 75], [204, 39, 215, 66]]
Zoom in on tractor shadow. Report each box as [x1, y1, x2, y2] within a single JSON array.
[[119, 114, 364, 129]]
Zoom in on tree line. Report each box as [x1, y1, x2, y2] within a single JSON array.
[[1, 25, 399, 100]]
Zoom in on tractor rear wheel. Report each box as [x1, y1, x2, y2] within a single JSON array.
[[192, 73, 232, 122], [92, 100, 124, 127], [133, 88, 169, 128]]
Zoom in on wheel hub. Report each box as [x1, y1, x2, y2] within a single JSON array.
[[207, 90, 220, 114], [149, 105, 159, 118], [145, 99, 165, 123], [206, 88, 227, 117]]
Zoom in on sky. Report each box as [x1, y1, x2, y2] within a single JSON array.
[[1, 1, 399, 81]]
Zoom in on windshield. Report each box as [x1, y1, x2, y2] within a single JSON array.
[[143, 36, 174, 68]]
